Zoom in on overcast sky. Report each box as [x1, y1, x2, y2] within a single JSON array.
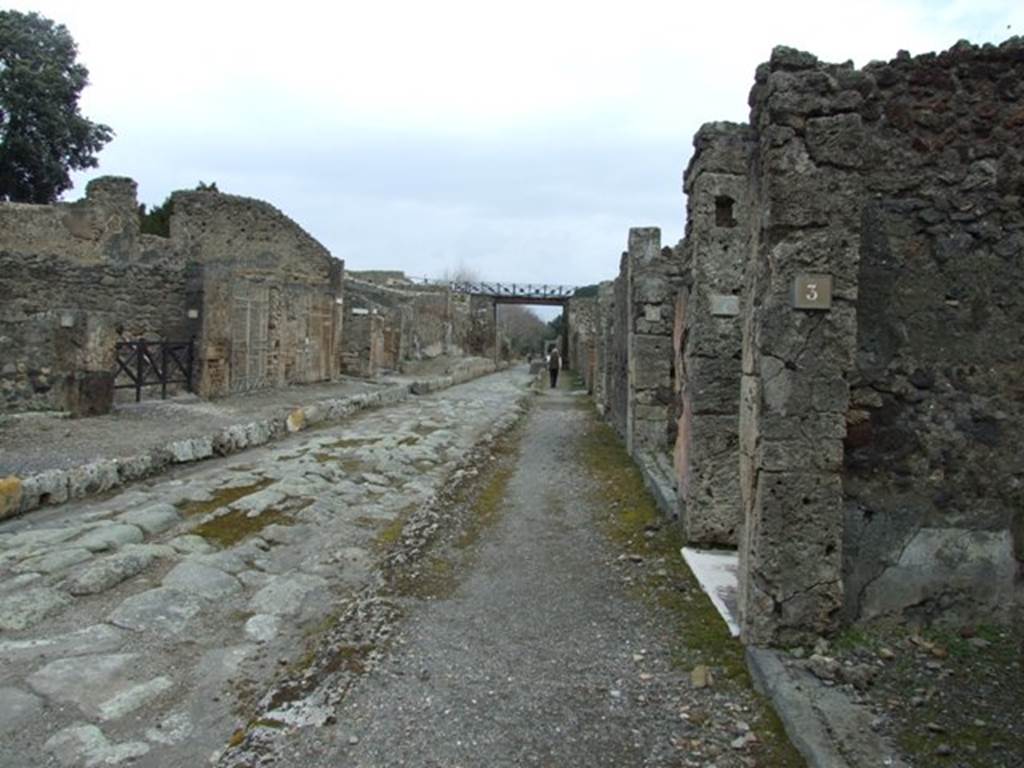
[[9, 0, 1022, 303]]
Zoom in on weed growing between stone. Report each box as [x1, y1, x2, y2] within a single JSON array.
[[580, 415, 805, 767], [176, 478, 274, 518], [381, 416, 523, 601], [191, 507, 294, 548], [827, 622, 1023, 766]]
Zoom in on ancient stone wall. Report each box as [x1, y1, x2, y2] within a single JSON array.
[[840, 40, 1024, 625], [625, 228, 680, 461], [1, 178, 347, 412], [468, 295, 498, 359], [586, 38, 1022, 642], [341, 273, 478, 377], [737, 46, 864, 645], [737, 39, 1024, 644], [606, 252, 630, 439], [675, 123, 754, 547], [170, 191, 344, 397], [593, 281, 615, 412], [568, 297, 598, 392], [340, 310, 387, 377], [0, 178, 191, 413]]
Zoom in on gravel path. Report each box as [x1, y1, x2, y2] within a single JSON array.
[[280, 381, 802, 767]]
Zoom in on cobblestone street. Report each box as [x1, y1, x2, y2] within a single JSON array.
[[0, 369, 531, 768]]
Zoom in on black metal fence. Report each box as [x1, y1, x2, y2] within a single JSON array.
[[114, 339, 194, 402]]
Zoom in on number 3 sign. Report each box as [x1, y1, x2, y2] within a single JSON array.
[[792, 274, 833, 310]]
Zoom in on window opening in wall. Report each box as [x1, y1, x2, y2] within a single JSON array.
[[715, 195, 737, 228]]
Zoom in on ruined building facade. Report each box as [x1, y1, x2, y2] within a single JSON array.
[[1, 181, 494, 416], [592, 38, 1024, 643]]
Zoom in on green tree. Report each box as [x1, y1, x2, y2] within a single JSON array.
[[139, 181, 219, 237], [0, 10, 112, 203]]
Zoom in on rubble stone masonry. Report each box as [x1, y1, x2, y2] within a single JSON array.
[[171, 190, 343, 397], [1, 178, 345, 413], [592, 37, 1023, 643], [0, 178, 190, 413], [738, 39, 1024, 643]]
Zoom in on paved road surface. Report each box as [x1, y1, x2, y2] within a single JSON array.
[[0, 369, 531, 768]]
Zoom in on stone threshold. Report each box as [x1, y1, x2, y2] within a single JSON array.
[[680, 546, 740, 637], [1, 360, 506, 521]]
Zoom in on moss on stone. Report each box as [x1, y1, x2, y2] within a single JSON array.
[[176, 478, 273, 518], [192, 506, 295, 547], [579, 416, 805, 767]]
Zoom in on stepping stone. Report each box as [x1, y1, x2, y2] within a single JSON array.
[[67, 544, 171, 596], [248, 573, 328, 616], [144, 712, 193, 745], [13, 547, 93, 575], [97, 676, 173, 721], [244, 613, 279, 642], [108, 587, 202, 636], [168, 534, 216, 555]]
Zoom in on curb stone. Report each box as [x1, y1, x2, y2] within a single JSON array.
[[3, 360, 508, 520], [746, 646, 910, 768]]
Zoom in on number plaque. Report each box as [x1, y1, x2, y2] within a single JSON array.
[[792, 274, 832, 310]]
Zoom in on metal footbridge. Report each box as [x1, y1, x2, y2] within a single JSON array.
[[447, 281, 577, 305]]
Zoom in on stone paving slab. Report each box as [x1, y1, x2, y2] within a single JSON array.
[[0, 367, 532, 768], [0, 357, 504, 519]]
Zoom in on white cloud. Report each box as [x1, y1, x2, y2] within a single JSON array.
[[6, 0, 1023, 287]]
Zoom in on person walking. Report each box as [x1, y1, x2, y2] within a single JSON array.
[[547, 346, 561, 389]]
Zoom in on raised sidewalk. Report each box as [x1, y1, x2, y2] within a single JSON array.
[[0, 358, 503, 519]]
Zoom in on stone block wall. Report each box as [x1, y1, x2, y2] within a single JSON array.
[[626, 228, 681, 461], [0, 178, 190, 413], [1, 177, 347, 412], [737, 39, 1024, 644], [341, 273, 480, 377], [593, 281, 615, 411], [469, 295, 498, 359], [588, 37, 1023, 643], [675, 123, 754, 547], [737, 46, 865, 645], [607, 252, 631, 439], [341, 311, 387, 377], [568, 297, 598, 392], [171, 191, 344, 397]]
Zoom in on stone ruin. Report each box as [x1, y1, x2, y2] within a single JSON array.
[[341, 272, 498, 377], [2, 37, 1020, 646], [0, 180, 494, 416], [589, 38, 1024, 643]]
